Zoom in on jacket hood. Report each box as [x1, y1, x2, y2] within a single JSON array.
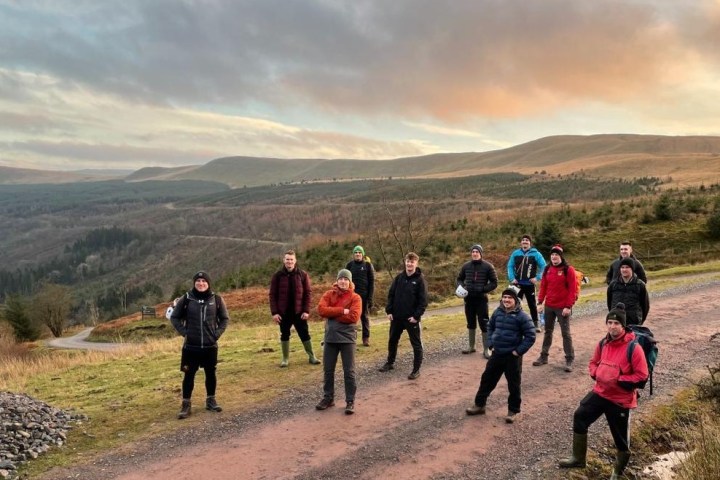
[[332, 281, 356, 295]]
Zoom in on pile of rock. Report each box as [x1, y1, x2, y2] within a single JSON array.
[[0, 392, 87, 479]]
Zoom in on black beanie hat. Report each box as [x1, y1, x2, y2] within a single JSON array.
[[193, 271, 211, 285], [607, 303, 627, 327], [501, 288, 519, 304], [619, 257, 634, 268]]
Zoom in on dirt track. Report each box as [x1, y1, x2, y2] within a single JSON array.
[[44, 282, 720, 480]]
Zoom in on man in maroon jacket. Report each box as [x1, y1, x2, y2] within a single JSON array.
[[269, 250, 321, 367]]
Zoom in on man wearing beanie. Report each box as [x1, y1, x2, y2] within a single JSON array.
[[607, 257, 650, 325], [170, 271, 229, 419], [466, 288, 536, 423], [316, 269, 362, 414], [535, 244, 578, 372], [559, 303, 648, 479], [456, 244, 498, 357], [605, 241, 648, 284], [380, 252, 428, 380], [507, 235, 547, 333], [269, 250, 321, 367], [346, 245, 375, 346]]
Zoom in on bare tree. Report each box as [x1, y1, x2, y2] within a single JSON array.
[[31, 283, 73, 337]]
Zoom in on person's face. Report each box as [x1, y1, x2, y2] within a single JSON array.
[[471, 249, 482, 260], [607, 319, 624, 339], [619, 244, 632, 258], [520, 238, 531, 250], [337, 277, 350, 290], [501, 294, 516, 310], [283, 254, 297, 271], [405, 258, 418, 273], [353, 251, 363, 261], [620, 264, 633, 279], [550, 252, 562, 265], [194, 278, 209, 292]]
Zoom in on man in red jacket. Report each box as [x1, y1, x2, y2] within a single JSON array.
[[559, 303, 648, 480], [535, 244, 577, 372]]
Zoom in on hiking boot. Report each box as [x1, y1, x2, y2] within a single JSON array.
[[505, 411, 521, 424], [408, 369, 421, 380], [177, 399, 191, 419], [559, 433, 588, 468], [535, 326, 542, 333], [362, 338, 370, 347], [564, 360, 574, 372], [466, 404, 486, 415], [532, 355, 548, 366], [205, 396, 222, 412], [315, 398, 335, 410], [344, 402, 355, 415], [378, 362, 394, 372]]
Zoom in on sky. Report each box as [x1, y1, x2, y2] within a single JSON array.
[[1, 0, 720, 171]]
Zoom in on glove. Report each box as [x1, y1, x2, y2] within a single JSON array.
[[618, 380, 635, 391]]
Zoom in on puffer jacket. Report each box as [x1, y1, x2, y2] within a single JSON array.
[[605, 256, 647, 284], [538, 263, 577, 309], [318, 282, 362, 344], [589, 331, 649, 408], [507, 247, 547, 285], [456, 260, 498, 298], [607, 275, 650, 325], [269, 267, 312, 316], [487, 300, 536, 355], [345, 259, 374, 300], [386, 268, 428, 321], [170, 291, 229, 349]]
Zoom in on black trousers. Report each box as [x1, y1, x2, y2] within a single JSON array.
[[464, 296, 489, 332], [517, 284, 539, 324], [387, 318, 423, 370], [359, 294, 370, 339], [473, 352, 523, 413], [180, 347, 218, 399], [279, 312, 311, 342], [573, 392, 632, 452]]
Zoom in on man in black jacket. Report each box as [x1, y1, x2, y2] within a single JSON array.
[[606, 241, 647, 284], [456, 244, 498, 357], [607, 258, 650, 325], [379, 252, 428, 380], [346, 245, 375, 346]]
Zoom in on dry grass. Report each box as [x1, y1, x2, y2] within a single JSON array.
[[676, 414, 720, 480]]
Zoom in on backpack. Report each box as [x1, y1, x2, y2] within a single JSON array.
[[599, 324, 658, 395]]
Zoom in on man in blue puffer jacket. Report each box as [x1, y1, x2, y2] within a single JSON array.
[[466, 288, 536, 423]]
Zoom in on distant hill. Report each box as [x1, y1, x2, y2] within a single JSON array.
[[0, 166, 122, 185], [4, 134, 720, 186], [127, 134, 720, 187]]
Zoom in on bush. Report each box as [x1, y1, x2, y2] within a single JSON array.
[[3, 294, 41, 342], [707, 211, 720, 239]]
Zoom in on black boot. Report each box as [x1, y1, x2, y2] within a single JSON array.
[[206, 396, 222, 412], [177, 399, 192, 419], [558, 433, 587, 468]]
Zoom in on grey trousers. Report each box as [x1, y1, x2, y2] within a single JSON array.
[[322, 342, 356, 402], [540, 306, 574, 360]]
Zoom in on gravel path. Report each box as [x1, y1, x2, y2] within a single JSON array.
[[41, 279, 720, 480]]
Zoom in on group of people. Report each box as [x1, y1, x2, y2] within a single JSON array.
[[168, 238, 651, 478]]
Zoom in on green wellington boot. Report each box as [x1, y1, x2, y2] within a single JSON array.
[[481, 331, 491, 359], [280, 340, 290, 367], [609, 450, 631, 480], [558, 433, 587, 468], [302, 340, 321, 365], [462, 329, 476, 354]]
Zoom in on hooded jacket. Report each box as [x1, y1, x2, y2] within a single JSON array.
[[487, 300, 536, 355], [170, 291, 229, 349], [386, 268, 428, 321], [507, 247, 547, 285], [607, 274, 650, 325], [589, 330, 649, 408], [318, 282, 362, 343]]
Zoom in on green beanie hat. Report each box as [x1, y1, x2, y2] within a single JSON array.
[[353, 245, 365, 256]]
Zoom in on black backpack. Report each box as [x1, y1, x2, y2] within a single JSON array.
[[599, 324, 658, 395]]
